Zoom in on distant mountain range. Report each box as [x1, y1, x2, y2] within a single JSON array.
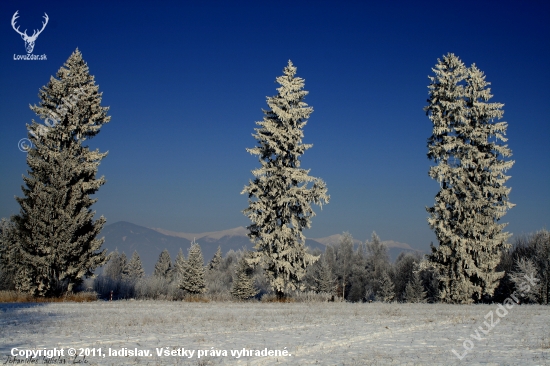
[[99, 221, 421, 275]]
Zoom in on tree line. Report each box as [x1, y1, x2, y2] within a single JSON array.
[[0, 49, 548, 304]]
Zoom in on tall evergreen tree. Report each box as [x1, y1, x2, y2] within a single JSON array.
[[242, 61, 329, 300], [154, 249, 172, 280], [11, 49, 110, 296], [180, 241, 206, 294], [124, 251, 144, 281], [231, 252, 258, 300], [425, 53, 514, 303]]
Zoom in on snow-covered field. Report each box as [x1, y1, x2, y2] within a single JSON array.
[[1, 301, 548, 365]]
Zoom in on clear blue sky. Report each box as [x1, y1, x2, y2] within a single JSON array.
[[1, 0, 548, 253]]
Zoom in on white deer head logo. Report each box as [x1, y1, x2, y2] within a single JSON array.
[[11, 11, 49, 54]]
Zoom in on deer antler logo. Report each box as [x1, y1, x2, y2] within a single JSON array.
[[11, 10, 49, 54]]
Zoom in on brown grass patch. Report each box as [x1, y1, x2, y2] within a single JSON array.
[[260, 293, 296, 303], [184, 294, 210, 303], [0, 291, 97, 303]]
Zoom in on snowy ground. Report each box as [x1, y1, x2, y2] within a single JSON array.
[[1, 301, 548, 365]]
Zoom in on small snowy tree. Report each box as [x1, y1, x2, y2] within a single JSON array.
[[425, 53, 514, 303], [103, 250, 127, 281], [523, 230, 549, 305], [231, 252, 258, 300], [208, 246, 223, 271], [173, 248, 186, 283], [509, 258, 541, 304], [404, 271, 427, 303], [242, 60, 329, 300], [0, 218, 19, 290], [365, 232, 390, 296], [154, 249, 172, 280], [180, 241, 206, 294], [316, 254, 336, 294], [124, 251, 144, 280], [11, 49, 110, 296], [377, 271, 395, 303], [333, 233, 354, 300], [393, 252, 422, 302]]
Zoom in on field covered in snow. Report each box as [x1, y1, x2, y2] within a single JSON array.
[[1, 301, 548, 365]]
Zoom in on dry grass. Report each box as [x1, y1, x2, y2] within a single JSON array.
[[0, 291, 97, 303], [183, 294, 211, 303], [260, 293, 296, 303]]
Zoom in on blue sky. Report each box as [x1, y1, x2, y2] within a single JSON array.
[[1, 0, 548, 253]]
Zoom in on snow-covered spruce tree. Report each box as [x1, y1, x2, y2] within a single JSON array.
[[377, 271, 395, 303], [315, 254, 336, 294], [425, 53, 514, 303], [242, 61, 329, 300], [509, 258, 541, 304], [173, 248, 186, 283], [208, 246, 222, 271], [11, 49, 110, 296], [0, 218, 19, 290], [404, 271, 427, 303], [103, 250, 127, 281], [124, 251, 144, 281], [525, 230, 549, 305], [231, 252, 258, 300], [365, 232, 390, 297], [154, 249, 172, 280], [180, 241, 206, 294], [393, 252, 422, 301], [348, 242, 369, 302], [506, 230, 549, 304]]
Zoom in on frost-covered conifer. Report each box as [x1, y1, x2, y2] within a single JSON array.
[[425, 53, 514, 303], [522, 230, 549, 305], [0, 218, 19, 290], [348, 243, 368, 302], [104, 250, 127, 280], [173, 248, 186, 283], [377, 271, 395, 303], [231, 252, 258, 300], [404, 271, 427, 303], [154, 249, 172, 280], [316, 255, 336, 294], [393, 252, 421, 301], [124, 251, 144, 280], [180, 241, 206, 294], [11, 49, 110, 296], [365, 232, 390, 296], [242, 61, 329, 300], [509, 258, 540, 304], [119, 252, 128, 279], [208, 246, 222, 271]]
